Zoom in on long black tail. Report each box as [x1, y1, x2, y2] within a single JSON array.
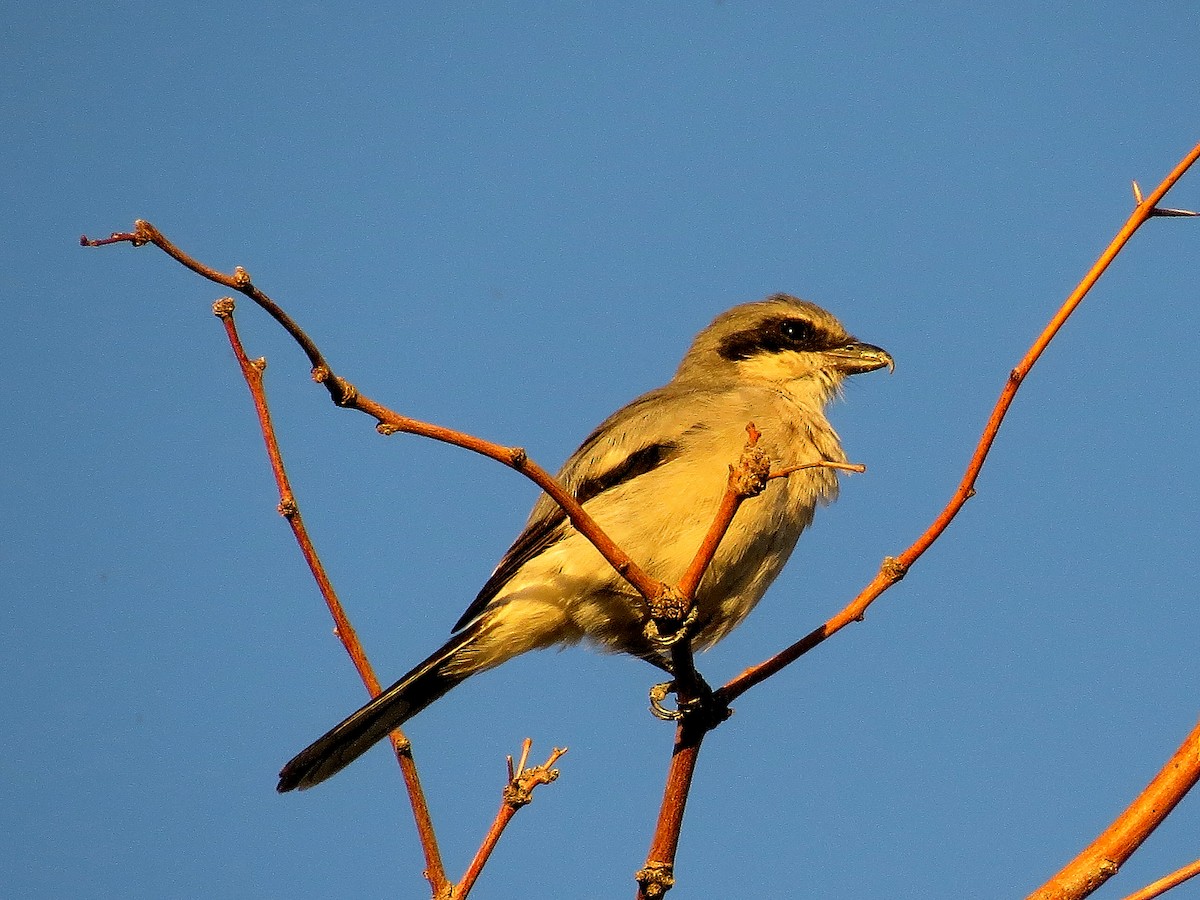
[[277, 620, 484, 792]]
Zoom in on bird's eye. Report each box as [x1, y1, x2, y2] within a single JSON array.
[[715, 315, 824, 362], [779, 319, 815, 347]]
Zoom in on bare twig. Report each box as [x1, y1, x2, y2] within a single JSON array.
[[1027, 718, 1200, 900], [212, 298, 449, 894], [1120, 857, 1200, 900], [82, 221, 668, 619], [719, 140, 1200, 705], [632, 427, 769, 899], [665, 425, 861, 667], [84, 223, 334, 388], [675, 424, 769, 604], [454, 741, 568, 899]]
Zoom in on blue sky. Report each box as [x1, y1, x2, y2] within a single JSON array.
[[4, 4, 1198, 898]]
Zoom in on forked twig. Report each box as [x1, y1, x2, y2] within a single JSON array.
[[636, 431, 868, 898], [455, 740, 568, 899]]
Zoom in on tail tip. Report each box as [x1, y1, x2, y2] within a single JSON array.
[[277, 760, 317, 793]]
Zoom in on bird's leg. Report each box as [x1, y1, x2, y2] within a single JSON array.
[[641, 629, 731, 729], [639, 585, 730, 727], [642, 585, 691, 718], [632, 640, 686, 720]]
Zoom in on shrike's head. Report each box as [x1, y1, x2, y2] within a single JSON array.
[[675, 294, 893, 402]]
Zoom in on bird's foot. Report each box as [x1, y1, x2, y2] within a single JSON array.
[[643, 605, 699, 651], [648, 676, 732, 730], [648, 681, 679, 720]]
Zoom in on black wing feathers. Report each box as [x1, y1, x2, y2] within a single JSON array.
[[573, 440, 679, 505]]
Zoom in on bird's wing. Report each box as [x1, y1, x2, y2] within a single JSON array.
[[451, 385, 701, 632]]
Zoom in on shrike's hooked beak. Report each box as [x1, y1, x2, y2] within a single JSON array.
[[826, 341, 895, 375]]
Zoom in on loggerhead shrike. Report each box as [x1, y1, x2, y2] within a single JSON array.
[[278, 294, 892, 791]]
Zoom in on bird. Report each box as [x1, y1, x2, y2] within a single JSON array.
[[277, 294, 892, 791]]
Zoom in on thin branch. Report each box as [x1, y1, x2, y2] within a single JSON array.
[[212, 298, 448, 895], [668, 428, 859, 652], [675, 424, 770, 604], [635, 724, 704, 900], [1120, 857, 1200, 900], [84, 223, 333, 381], [648, 424, 773, 701], [84, 221, 668, 620], [454, 741, 568, 900], [1027, 718, 1200, 900], [718, 139, 1200, 705]]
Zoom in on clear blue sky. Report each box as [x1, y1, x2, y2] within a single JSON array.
[[4, 5, 1198, 898]]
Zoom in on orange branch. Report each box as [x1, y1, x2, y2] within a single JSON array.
[[1027, 718, 1200, 900], [212, 298, 448, 895], [82, 220, 666, 615], [720, 140, 1200, 704], [636, 725, 705, 900], [454, 741, 568, 899], [1120, 857, 1200, 900], [638, 429, 868, 895], [675, 424, 768, 603]]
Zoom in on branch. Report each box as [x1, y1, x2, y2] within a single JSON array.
[[636, 428, 867, 898], [454, 740, 568, 899], [82, 221, 668, 616], [212, 298, 449, 894], [1120, 858, 1200, 900], [635, 722, 704, 900], [659, 425, 863, 690], [1027, 718, 1200, 900], [644, 424, 772, 706], [677, 424, 770, 603], [718, 139, 1200, 705]]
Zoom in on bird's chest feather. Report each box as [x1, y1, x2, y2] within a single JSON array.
[[685, 393, 843, 647]]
